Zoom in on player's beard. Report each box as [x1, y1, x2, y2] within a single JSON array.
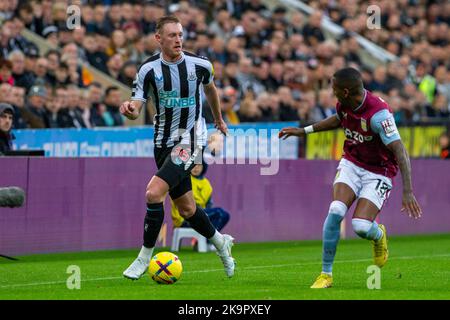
[[168, 45, 182, 59], [340, 96, 356, 109]]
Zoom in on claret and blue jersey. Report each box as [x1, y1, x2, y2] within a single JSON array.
[[336, 90, 401, 178]]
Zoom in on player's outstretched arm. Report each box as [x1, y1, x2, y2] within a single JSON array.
[[203, 82, 228, 136], [387, 140, 422, 219], [120, 100, 144, 120], [279, 114, 341, 140]]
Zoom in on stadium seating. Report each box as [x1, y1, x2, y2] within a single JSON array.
[[171, 227, 208, 253], [0, 0, 447, 130]]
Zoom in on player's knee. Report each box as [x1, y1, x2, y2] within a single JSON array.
[[178, 203, 196, 219], [145, 187, 165, 204], [352, 218, 372, 238], [323, 201, 347, 233], [328, 200, 348, 217]]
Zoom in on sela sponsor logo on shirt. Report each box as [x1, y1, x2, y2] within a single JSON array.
[[159, 90, 196, 108], [380, 118, 398, 137]]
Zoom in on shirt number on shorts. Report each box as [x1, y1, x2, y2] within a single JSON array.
[[375, 179, 391, 200]]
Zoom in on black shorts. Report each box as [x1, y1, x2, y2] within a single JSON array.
[[154, 144, 204, 200]]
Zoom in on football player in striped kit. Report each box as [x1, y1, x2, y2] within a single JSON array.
[[120, 16, 235, 280]]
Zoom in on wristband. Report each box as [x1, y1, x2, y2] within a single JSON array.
[[304, 125, 314, 134]]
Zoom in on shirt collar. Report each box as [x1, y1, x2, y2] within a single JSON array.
[[160, 52, 185, 65], [353, 89, 367, 112]]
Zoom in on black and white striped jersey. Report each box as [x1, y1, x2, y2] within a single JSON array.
[[131, 51, 214, 149]]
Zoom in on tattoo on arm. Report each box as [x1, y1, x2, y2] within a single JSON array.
[[388, 140, 412, 192]]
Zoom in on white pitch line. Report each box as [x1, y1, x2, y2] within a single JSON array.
[[0, 253, 449, 289]]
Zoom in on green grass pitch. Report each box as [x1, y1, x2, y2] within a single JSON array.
[[1, 233, 449, 300]]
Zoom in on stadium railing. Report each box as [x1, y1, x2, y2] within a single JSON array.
[[264, 0, 398, 69]]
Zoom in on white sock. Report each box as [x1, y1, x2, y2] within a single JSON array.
[[138, 246, 154, 262], [209, 230, 225, 250], [322, 272, 332, 276]]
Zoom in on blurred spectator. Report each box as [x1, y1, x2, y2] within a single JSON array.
[[312, 88, 336, 121], [1, 83, 41, 129], [16, 2, 44, 36], [0, 59, 14, 85], [237, 90, 262, 122], [424, 94, 450, 120], [208, 9, 233, 41], [302, 11, 325, 46], [367, 66, 389, 93], [106, 29, 128, 58], [9, 85, 41, 129], [32, 57, 49, 85], [257, 90, 280, 122], [278, 86, 300, 121], [106, 53, 124, 80], [44, 49, 60, 86], [91, 86, 123, 127], [23, 44, 40, 73], [58, 85, 86, 128], [78, 89, 93, 128], [26, 85, 47, 127], [414, 62, 437, 104], [219, 86, 240, 124], [54, 62, 71, 87], [434, 65, 450, 109], [87, 82, 103, 107], [42, 25, 59, 47], [118, 60, 137, 87], [439, 132, 450, 159], [0, 103, 14, 154], [8, 50, 34, 90], [43, 88, 62, 128], [82, 32, 109, 74]]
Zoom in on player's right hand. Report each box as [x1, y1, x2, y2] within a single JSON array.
[[120, 101, 140, 120], [401, 191, 422, 219], [278, 127, 305, 140]]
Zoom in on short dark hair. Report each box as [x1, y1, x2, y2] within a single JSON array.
[[333, 67, 364, 95], [105, 86, 119, 96], [156, 15, 181, 34], [17, 2, 33, 14], [45, 49, 61, 59], [0, 59, 13, 70]]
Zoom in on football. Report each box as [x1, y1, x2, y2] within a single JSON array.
[[149, 252, 183, 284]]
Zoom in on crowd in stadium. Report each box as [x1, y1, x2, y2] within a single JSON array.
[[0, 0, 449, 130]]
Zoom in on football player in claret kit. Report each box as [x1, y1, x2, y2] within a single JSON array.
[[279, 67, 422, 289]]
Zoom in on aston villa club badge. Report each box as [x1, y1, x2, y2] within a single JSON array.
[[361, 118, 367, 132]]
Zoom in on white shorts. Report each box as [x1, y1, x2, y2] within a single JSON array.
[[333, 158, 393, 210]]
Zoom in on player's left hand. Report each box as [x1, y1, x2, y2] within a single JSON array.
[[278, 127, 305, 140], [214, 119, 228, 136], [401, 191, 422, 219]]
